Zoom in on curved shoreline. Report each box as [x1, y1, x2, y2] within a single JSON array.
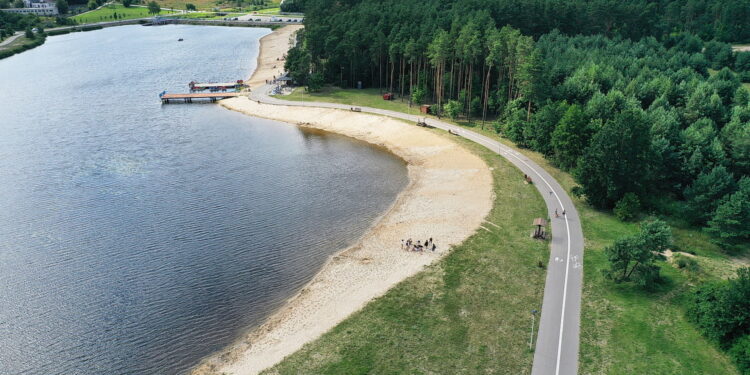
[[191, 26, 494, 375]]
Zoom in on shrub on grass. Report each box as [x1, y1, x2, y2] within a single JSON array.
[[443, 99, 461, 120], [306, 72, 324, 93], [411, 86, 425, 105], [614, 192, 640, 221], [687, 267, 750, 346], [673, 253, 700, 272], [729, 335, 750, 374]]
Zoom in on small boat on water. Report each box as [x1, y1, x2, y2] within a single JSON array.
[[178, 38, 183, 41]]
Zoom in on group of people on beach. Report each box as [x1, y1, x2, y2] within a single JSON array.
[[401, 238, 437, 252]]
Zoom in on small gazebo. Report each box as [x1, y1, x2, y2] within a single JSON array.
[[276, 76, 294, 86], [532, 218, 547, 239]]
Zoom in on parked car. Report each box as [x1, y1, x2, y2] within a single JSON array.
[[255, 18, 261, 21]]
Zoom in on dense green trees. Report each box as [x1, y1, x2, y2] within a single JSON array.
[[575, 107, 652, 208], [684, 166, 737, 224], [0, 9, 40, 33], [287, 0, 750, 252], [707, 177, 750, 251], [550, 104, 589, 170], [55, 0, 68, 14]]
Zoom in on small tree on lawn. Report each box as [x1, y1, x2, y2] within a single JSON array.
[[603, 218, 672, 287], [411, 86, 425, 105], [306, 72, 324, 93], [147, 1, 160, 14], [614, 192, 640, 221], [443, 99, 461, 120], [185, 3, 195, 10]]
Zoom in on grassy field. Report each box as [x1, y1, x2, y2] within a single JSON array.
[[262, 128, 549, 374], [254, 6, 280, 14], [273, 87, 744, 374], [0, 34, 46, 59], [150, 0, 280, 11], [283, 87, 432, 116], [71, 4, 177, 24]]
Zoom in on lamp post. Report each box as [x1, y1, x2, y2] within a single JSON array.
[[529, 309, 538, 350]]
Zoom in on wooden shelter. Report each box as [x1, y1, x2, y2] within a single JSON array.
[[532, 218, 547, 239]]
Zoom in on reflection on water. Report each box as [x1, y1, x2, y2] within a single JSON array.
[[0, 25, 407, 374]]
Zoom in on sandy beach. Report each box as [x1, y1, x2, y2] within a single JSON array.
[[247, 25, 303, 90], [191, 25, 494, 375]]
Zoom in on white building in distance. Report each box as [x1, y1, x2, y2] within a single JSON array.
[[1, 0, 59, 16]]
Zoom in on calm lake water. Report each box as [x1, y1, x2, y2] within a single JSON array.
[[0, 25, 407, 374]]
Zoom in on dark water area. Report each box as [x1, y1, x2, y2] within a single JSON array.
[[0, 25, 407, 374]]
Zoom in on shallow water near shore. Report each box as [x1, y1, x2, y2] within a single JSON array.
[[0, 25, 408, 374]]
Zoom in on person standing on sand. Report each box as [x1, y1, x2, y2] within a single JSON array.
[[432, 243, 436, 252], [401, 239, 405, 250]]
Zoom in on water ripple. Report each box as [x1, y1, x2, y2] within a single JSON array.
[[0, 25, 407, 375]]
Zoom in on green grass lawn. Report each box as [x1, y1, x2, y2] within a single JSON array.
[[283, 86, 434, 117], [0, 34, 46, 59], [263, 128, 549, 374], [154, 0, 280, 11], [274, 86, 744, 374], [71, 4, 177, 24], [254, 6, 281, 14], [169, 11, 214, 18], [0, 35, 30, 51]]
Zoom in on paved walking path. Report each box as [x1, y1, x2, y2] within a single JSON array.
[[249, 85, 585, 375], [0, 32, 23, 48]]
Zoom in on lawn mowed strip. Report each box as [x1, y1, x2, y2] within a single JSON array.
[[275, 87, 742, 374], [71, 4, 176, 24], [263, 130, 549, 374]]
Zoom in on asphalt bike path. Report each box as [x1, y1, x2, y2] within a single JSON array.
[[250, 86, 585, 375]]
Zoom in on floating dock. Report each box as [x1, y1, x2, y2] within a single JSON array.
[[189, 80, 245, 92], [160, 92, 242, 103]]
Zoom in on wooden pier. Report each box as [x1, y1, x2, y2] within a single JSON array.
[[160, 92, 242, 103], [189, 80, 244, 92]]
